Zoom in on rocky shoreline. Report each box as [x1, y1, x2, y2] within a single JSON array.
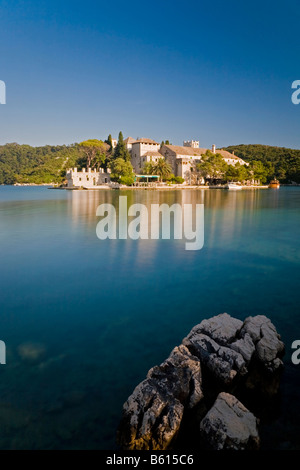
[[117, 313, 285, 451]]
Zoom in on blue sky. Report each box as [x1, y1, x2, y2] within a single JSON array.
[[0, 0, 300, 148]]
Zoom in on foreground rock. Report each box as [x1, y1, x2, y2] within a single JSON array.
[[118, 313, 284, 450], [117, 345, 203, 450], [183, 313, 284, 385], [200, 392, 260, 450]]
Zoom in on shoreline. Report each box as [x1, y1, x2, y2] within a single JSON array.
[[3, 183, 299, 190], [50, 184, 270, 191]]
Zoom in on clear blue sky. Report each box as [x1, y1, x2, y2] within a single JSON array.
[[0, 0, 300, 148]]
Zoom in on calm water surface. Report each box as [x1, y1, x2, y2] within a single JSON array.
[[0, 186, 299, 449]]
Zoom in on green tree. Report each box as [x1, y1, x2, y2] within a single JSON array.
[[114, 131, 131, 162], [153, 158, 172, 180], [171, 176, 184, 184], [109, 158, 135, 185], [196, 160, 213, 181], [197, 151, 228, 182], [79, 139, 108, 169], [143, 162, 156, 175], [248, 160, 268, 183], [224, 163, 249, 182], [105, 134, 113, 152]]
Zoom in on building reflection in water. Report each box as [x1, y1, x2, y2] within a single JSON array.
[[67, 188, 283, 269]]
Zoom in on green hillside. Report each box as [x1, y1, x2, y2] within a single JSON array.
[[0, 143, 82, 184], [224, 144, 300, 183], [1, 142, 300, 185]]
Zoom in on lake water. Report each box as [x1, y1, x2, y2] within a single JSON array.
[[0, 186, 299, 449]]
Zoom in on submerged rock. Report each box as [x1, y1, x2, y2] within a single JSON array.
[[17, 342, 46, 363], [118, 313, 284, 451], [200, 392, 260, 450]]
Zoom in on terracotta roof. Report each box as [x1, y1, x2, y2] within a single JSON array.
[[124, 137, 136, 144], [217, 150, 244, 161], [133, 138, 159, 145], [161, 145, 245, 163], [161, 145, 207, 156]]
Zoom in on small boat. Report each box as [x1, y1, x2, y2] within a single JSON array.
[[225, 182, 243, 190], [269, 179, 280, 189]]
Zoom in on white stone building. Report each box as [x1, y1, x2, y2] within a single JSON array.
[[218, 150, 248, 166], [160, 145, 206, 184], [119, 134, 249, 184], [124, 137, 136, 151], [130, 138, 162, 173], [159, 144, 248, 184], [66, 168, 111, 188], [183, 140, 200, 149]]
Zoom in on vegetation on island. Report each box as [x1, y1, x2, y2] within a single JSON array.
[[0, 138, 299, 185], [107, 132, 135, 185], [113, 132, 131, 162], [109, 158, 135, 186], [143, 159, 184, 184], [0, 143, 82, 185], [196, 150, 269, 184], [224, 144, 300, 184], [78, 139, 109, 170]]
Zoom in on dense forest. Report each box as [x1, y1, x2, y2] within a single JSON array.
[[0, 143, 82, 185], [224, 144, 300, 183]]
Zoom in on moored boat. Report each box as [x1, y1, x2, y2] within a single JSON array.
[[269, 179, 280, 189], [225, 182, 243, 190]]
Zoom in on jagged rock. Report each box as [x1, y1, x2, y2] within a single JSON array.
[[118, 313, 284, 450], [118, 379, 184, 450], [231, 333, 255, 363], [183, 313, 284, 385], [147, 345, 203, 409], [187, 313, 243, 346], [240, 316, 285, 372], [200, 392, 260, 450], [117, 345, 203, 450], [183, 313, 248, 384]]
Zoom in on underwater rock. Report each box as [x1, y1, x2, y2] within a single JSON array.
[[17, 342, 46, 363]]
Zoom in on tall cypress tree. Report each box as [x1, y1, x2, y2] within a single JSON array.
[[105, 134, 113, 152], [114, 131, 131, 162]]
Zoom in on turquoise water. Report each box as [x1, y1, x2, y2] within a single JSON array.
[[0, 186, 299, 449]]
